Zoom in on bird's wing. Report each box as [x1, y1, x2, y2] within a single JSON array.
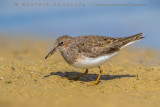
[[73, 35, 121, 58], [74, 33, 144, 58]]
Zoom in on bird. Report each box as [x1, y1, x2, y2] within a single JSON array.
[[45, 33, 144, 85]]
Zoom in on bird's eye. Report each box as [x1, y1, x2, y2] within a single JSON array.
[[60, 41, 64, 45]]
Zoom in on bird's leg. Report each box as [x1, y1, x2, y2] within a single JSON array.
[[68, 69, 88, 80], [89, 67, 103, 86]]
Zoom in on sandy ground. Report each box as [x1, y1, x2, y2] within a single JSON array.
[[0, 36, 160, 107]]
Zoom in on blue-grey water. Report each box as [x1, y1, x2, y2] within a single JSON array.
[[0, 0, 159, 49]]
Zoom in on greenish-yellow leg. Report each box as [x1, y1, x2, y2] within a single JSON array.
[[68, 69, 88, 80], [90, 67, 103, 86]]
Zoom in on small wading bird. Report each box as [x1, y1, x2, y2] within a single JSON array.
[[45, 33, 144, 85]]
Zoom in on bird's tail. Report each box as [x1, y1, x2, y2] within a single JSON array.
[[119, 33, 144, 49], [121, 33, 144, 42]]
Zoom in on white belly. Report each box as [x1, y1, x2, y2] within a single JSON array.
[[71, 52, 117, 69]]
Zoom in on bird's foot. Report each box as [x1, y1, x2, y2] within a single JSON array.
[[67, 77, 79, 81], [88, 81, 99, 86]]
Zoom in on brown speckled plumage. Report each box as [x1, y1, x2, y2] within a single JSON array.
[[74, 33, 144, 58]]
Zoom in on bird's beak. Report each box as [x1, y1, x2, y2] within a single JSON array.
[[45, 48, 56, 59]]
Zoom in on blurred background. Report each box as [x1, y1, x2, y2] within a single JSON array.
[[1, 1, 160, 107], [0, 0, 160, 49]]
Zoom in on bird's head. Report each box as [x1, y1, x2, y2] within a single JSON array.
[[45, 35, 73, 59]]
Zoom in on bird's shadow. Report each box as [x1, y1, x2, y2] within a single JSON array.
[[44, 71, 136, 82]]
